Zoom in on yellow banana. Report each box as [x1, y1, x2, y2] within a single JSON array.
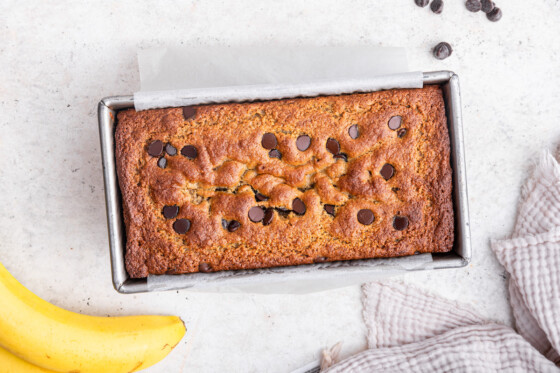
[[0, 345, 56, 373], [0, 262, 186, 373]]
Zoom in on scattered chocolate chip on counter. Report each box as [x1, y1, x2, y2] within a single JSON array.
[[465, 0, 482, 12], [481, 0, 494, 13], [414, 0, 429, 7], [430, 0, 443, 14], [433, 42, 453, 60], [487, 7, 502, 21]]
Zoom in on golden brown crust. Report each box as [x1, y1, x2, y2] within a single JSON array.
[[115, 86, 454, 278]]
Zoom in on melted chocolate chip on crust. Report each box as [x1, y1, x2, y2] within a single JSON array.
[[165, 143, 177, 156], [326, 138, 340, 155], [157, 157, 167, 169], [148, 140, 163, 157], [349, 124, 359, 139], [357, 209, 374, 225], [199, 262, 212, 272], [269, 149, 282, 159], [255, 192, 269, 202], [314, 256, 328, 263], [393, 216, 409, 231], [292, 198, 306, 215], [227, 220, 241, 232], [221, 219, 229, 230], [248, 206, 265, 222], [263, 208, 274, 226], [324, 204, 335, 216], [333, 153, 348, 162], [182, 106, 197, 120], [388, 116, 402, 130], [163, 205, 179, 219], [380, 164, 395, 180], [296, 135, 311, 151], [397, 128, 407, 138], [173, 219, 191, 234], [181, 145, 198, 159], [261, 133, 278, 149]]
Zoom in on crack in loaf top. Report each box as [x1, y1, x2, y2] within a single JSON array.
[[115, 85, 454, 278]]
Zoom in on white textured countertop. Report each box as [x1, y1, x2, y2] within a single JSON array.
[[1, 1, 560, 372]]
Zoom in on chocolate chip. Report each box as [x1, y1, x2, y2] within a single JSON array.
[[255, 192, 269, 202], [199, 262, 212, 273], [324, 204, 335, 216], [263, 208, 274, 226], [221, 219, 229, 229], [414, 0, 429, 7], [486, 7, 502, 21], [216, 187, 228, 192], [157, 157, 167, 169], [261, 133, 277, 150], [465, 0, 481, 12], [269, 149, 282, 159], [357, 209, 374, 225], [165, 143, 177, 156], [326, 138, 340, 155], [148, 140, 163, 157], [430, 0, 443, 13], [227, 220, 241, 232], [380, 163, 395, 180], [397, 128, 407, 138], [292, 198, 306, 215], [182, 106, 197, 120], [248, 206, 265, 222], [275, 207, 291, 218], [333, 153, 348, 162], [181, 145, 198, 159], [314, 256, 328, 263], [433, 42, 453, 60], [163, 205, 179, 219], [296, 135, 311, 151], [348, 124, 359, 139], [173, 219, 191, 234], [393, 216, 409, 231], [481, 0, 494, 13], [388, 116, 402, 130]]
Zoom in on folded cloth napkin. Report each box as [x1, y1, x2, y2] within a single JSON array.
[[323, 150, 560, 372]]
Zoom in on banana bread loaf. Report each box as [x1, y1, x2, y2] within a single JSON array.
[[116, 85, 453, 278]]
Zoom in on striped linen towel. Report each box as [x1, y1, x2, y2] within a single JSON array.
[[324, 150, 560, 372]]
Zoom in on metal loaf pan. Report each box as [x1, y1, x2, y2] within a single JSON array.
[[98, 70, 471, 294]]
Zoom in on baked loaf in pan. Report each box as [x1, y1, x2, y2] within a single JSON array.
[[116, 85, 453, 278]]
